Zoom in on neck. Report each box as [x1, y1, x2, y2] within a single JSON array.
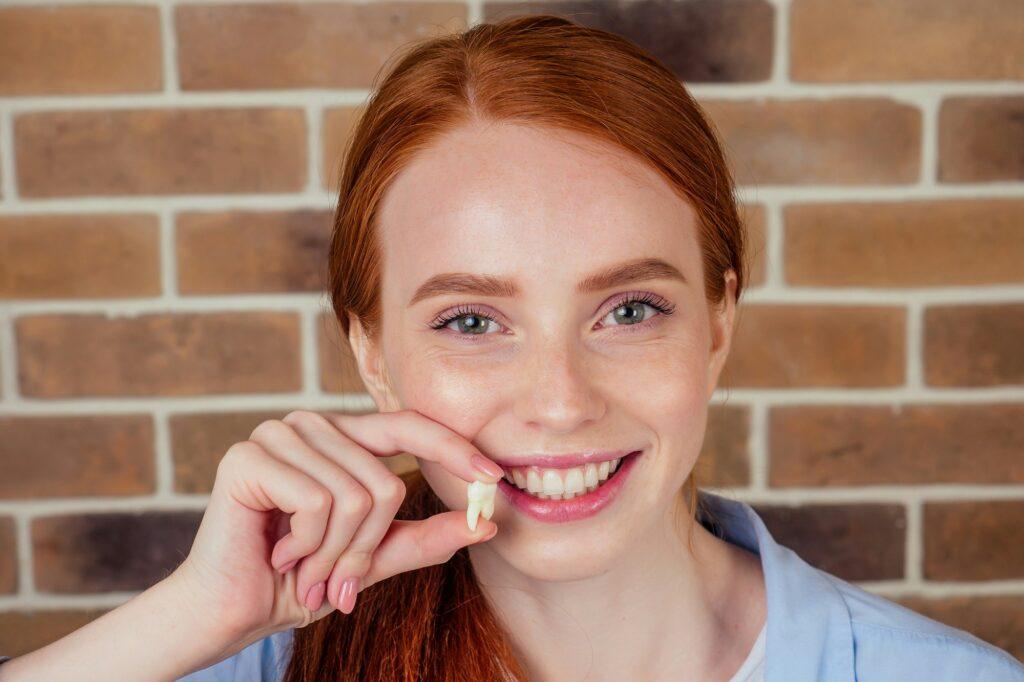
[[467, 492, 766, 682]]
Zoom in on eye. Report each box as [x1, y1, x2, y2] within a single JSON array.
[[599, 292, 675, 330], [428, 304, 502, 336]]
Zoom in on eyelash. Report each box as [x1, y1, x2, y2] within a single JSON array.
[[427, 292, 676, 337]]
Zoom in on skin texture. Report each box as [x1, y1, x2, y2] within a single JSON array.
[[348, 120, 767, 681]]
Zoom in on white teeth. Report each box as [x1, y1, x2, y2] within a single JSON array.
[[564, 468, 585, 496], [584, 463, 599, 489], [512, 469, 527, 488], [526, 469, 542, 493], [598, 460, 610, 481], [541, 470, 565, 496], [507, 456, 630, 501], [466, 480, 497, 531], [609, 457, 621, 473]]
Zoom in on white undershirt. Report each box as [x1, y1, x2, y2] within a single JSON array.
[[727, 623, 766, 682]]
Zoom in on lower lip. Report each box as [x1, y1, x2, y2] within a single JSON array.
[[497, 450, 643, 523]]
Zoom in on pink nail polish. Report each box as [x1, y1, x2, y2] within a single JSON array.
[[304, 581, 326, 611], [338, 577, 360, 614], [472, 454, 504, 480]]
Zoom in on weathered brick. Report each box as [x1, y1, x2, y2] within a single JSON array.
[[176, 2, 466, 90], [939, 96, 1024, 183], [484, 0, 774, 82], [785, 199, 1024, 286], [0, 6, 162, 95], [32, 512, 203, 593], [790, 0, 1024, 81], [897, 596, 1024, 662], [924, 501, 1024, 581], [0, 609, 111, 658], [322, 106, 365, 190], [695, 404, 750, 488], [176, 210, 332, 294], [16, 312, 302, 397], [753, 503, 905, 581], [924, 304, 1024, 387], [723, 305, 905, 387], [701, 98, 920, 185], [15, 108, 306, 198], [0, 214, 161, 299], [318, 311, 372, 394], [0, 516, 16, 594], [770, 403, 1024, 487], [0, 414, 155, 499]]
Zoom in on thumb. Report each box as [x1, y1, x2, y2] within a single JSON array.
[[361, 511, 498, 590]]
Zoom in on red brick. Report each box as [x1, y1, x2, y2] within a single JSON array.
[[16, 312, 302, 397], [0, 6, 162, 95], [0, 517, 16, 594], [0, 214, 161, 299], [15, 108, 306, 198], [924, 501, 1024, 581], [924, 304, 1024, 387], [695, 405, 750, 488], [723, 304, 905, 387], [939, 96, 1024, 183], [700, 98, 920, 185], [897, 596, 1024, 662], [785, 199, 1024, 287], [0, 414, 155, 499], [176, 2, 466, 90], [791, 0, 1024, 81], [770, 403, 1024, 487]]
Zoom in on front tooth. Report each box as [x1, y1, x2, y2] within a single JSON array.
[[526, 469, 543, 493], [541, 470, 565, 496], [598, 461, 610, 481], [564, 467, 585, 495], [584, 463, 598, 489]]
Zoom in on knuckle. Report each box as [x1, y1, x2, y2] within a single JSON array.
[[249, 418, 289, 442], [306, 486, 333, 514], [378, 475, 407, 507], [219, 440, 261, 472], [340, 487, 372, 518], [282, 409, 329, 430]]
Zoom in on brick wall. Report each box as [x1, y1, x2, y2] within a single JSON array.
[[1, 0, 1022, 662]]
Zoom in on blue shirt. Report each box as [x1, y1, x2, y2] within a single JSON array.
[[3, 493, 1022, 680]]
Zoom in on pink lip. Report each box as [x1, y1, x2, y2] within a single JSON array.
[[495, 449, 637, 468], [497, 449, 643, 523]]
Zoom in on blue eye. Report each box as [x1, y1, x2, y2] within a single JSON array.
[[428, 292, 675, 338]]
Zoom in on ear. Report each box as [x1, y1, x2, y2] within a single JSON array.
[[346, 313, 401, 413], [706, 268, 738, 400]]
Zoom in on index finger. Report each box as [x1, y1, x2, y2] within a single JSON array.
[[320, 409, 504, 484]]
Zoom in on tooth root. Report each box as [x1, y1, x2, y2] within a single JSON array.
[[482, 495, 494, 519], [467, 500, 482, 531]]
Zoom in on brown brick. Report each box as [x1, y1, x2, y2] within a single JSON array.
[[723, 304, 905, 388], [33, 512, 202, 593], [16, 312, 302, 397], [897, 596, 1024, 662], [785, 199, 1024, 287], [0, 415, 155, 499], [318, 311, 372, 394], [14, 108, 306, 198], [0, 6, 162, 95], [0, 214, 161, 299], [176, 3, 466, 90], [770, 403, 1024, 487], [322, 106, 365, 190], [741, 203, 767, 288], [924, 304, 1024, 387], [484, 0, 774, 82], [924, 501, 1024, 581], [700, 98, 920, 185], [695, 404, 750, 487], [790, 0, 1024, 81], [939, 96, 1024, 183], [753, 503, 905, 581], [176, 210, 331, 294], [0, 516, 16, 594], [0, 609, 111, 658]]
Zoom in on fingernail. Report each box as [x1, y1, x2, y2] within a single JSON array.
[[339, 577, 360, 614], [278, 558, 298, 574], [304, 581, 326, 611], [472, 454, 504, 480]]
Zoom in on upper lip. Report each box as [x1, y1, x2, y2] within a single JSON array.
[[493, 449, 641, 469]]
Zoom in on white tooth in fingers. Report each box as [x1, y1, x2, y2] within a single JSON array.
[[542, 470, 565, 496], [526, 469, 543, 493], [482, 495, 494, 519], [467, 500, 482, 531], [598, 461, 610, 481], [512, 469, 527, 488], [584, 463, 598, 489], [564, 467, 585, 495], [467, 481, 496, 528], [610, 457, 621, 474]]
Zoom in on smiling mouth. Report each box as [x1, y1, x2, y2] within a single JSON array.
[[501, 451, 639, 501]]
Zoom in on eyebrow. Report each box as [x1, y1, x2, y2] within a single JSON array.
[[408, 257, 687, 307]]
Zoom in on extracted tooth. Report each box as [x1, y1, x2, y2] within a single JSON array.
[[466, 480, 497, 531]]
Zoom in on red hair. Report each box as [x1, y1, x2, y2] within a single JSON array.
[[287, 13, 749, 680]]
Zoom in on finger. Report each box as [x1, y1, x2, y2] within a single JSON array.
[[359, 511, 499, 592], [280, 411, 407, 607], [216, 441, 332, 574], [249, 419, 372, 611], [322, 409, 504, 485]]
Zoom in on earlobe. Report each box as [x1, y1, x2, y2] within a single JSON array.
[[346, 314, 398, 412]]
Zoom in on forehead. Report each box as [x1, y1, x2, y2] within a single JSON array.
[[375, 122, 700, 299]]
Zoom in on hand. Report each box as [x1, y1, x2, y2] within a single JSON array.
[[170, 408, 503, 650]]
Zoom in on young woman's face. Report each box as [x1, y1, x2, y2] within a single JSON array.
[[363, 121, 736, 581]]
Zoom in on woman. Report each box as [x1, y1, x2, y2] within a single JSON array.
[[2, 14, 1021, 682]]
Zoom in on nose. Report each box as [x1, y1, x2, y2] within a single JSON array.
[[513, 335, 606, 434]]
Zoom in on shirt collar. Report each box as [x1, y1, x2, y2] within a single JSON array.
[[698, 492, 856, 682]]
